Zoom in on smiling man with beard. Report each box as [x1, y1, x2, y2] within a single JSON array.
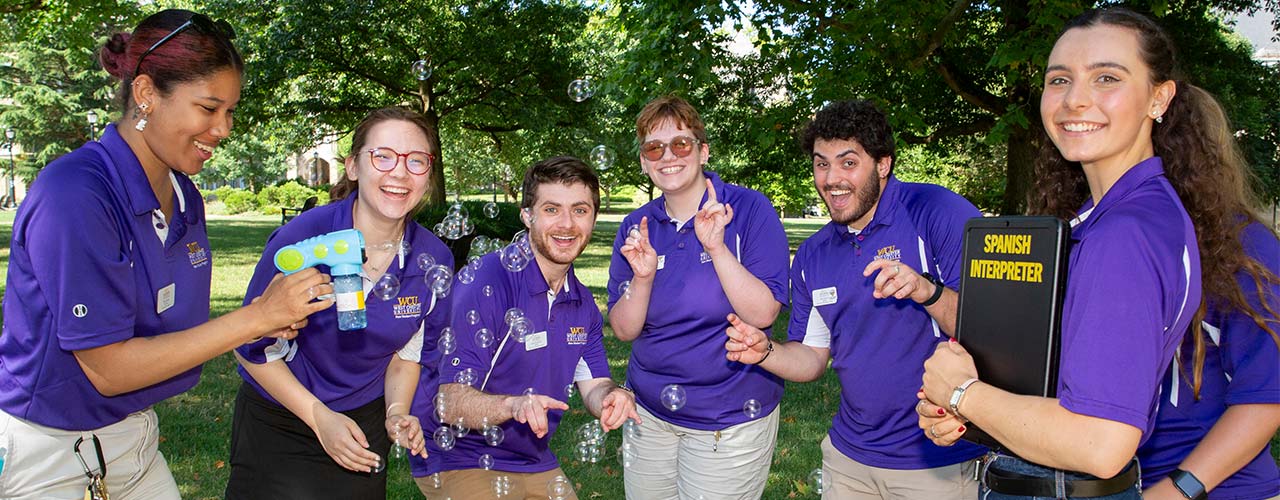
[[724, 100, 987, 499], [418, 156, 638, 500]]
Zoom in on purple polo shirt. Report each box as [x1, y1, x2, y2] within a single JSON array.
[[606, 171, 788, 430], [1058, 156, 1201, 444], [1138, 221, 1279, 499], [0, 124, 210, 430], [788, 175, 986, 469], [414, 253, 610, 476], [236, 192, 453, 412]]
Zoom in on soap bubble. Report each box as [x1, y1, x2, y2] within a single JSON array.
[[474, 328, 494, 348], [484, 201, 499, 218], [660, 384, 686, 411], [589, 144, 615, 171], [479, 453, 494, 470], [578, 422, 604, 445], [564, 384, 576, 400], [490, 239, 505, 255], [457, 265, 476, 284], [470, 236, 490, 255], [451, 418, 470, 438], [433, 392, 447, 423], [547, 475, 572, 500], [468, 255, 482, 269], [426, 472, 442, 489], [412, 59, 432, 81], [522, 387, 536, 397], [500, 244, 530, 273], [454, 368, 477, 386], [507, 317, 531, 343], [426, 265, 452, 298], [437, 327, 456, 355], [492, 475, 511, 497], [417, 252, 436, 271], [398, 240, 412, 256], [372, 274, 400, 301], [619, 280, 632, 300], [482, 285, 494, 297], [623, 418, 641, 439], [466, 309, 480, 325], [505, 308, 525, 325], [483, 425, 505, 446], [627, 224, 641, 240], [575, 440, 602, 463], [617, 441, 637, 468], [449, 202, 468, 219], [371, 454, 385, 473], [743, 399, 762, 419], [808, 469, 826, 494], [432, 426, 456, 451], [567, 77, 595, 102]]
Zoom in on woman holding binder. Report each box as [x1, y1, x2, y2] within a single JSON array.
[[917, 7, 1208, 498]]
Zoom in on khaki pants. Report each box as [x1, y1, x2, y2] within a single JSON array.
[[623, 404, 779, 500], [0, 408, 180, 500], [415, 467, 578, 500], [821, 435, 977, 500]]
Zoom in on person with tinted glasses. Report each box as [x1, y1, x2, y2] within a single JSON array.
[[0, 9, 327, 499], [607, 95, 790, 499], [225, 108, 453, 499]]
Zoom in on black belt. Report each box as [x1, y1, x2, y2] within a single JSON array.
[[985, 459, 1139, 498]]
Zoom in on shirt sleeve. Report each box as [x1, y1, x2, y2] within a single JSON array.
[[397, 322, 425, 363], [606, 217, 635, 312], [575, 307, 611, 382], [22, 176, 137, 351], [1220, 223, 1280, 406], [737, 190, 791, 307], [786, 246, 830, 347], [1057, 219, 1175, 432]]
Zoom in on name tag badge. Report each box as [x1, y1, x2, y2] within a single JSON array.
[[812, 286, 838, 306], [157, 283, 176, 314], [525, 331, 548, 351], [657, 255, 666, 270]]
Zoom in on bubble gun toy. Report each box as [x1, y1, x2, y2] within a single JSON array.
[[273, 228, 367, 331]]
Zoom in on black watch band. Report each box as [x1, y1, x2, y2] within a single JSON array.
[[1169, 469, 1207, 500], [920, 272, 945, 307]]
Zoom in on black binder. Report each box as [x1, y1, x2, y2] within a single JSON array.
[[954, 216, 1070, 449]]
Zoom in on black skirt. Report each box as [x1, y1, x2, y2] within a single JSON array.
[[224, 382, 390, 500]]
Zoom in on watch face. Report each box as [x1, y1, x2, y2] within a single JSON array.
[[1172, 470, 1207, 500]]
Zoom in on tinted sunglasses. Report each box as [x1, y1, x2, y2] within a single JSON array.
[[640, 136, 701, 162]]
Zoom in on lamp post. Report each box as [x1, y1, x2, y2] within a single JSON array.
[[4, 128, 15, 209], [87, 110, 99, 140], [311, 151, 320, 186]]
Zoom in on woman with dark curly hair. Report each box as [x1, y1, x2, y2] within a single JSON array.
[[916, 7, 1213, 499]]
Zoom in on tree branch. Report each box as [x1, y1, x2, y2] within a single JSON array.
[[934, 53, 1006, 113], [899, 117, 996, 144], [912, 0, 975, 64], [0, 1, 44, 14]]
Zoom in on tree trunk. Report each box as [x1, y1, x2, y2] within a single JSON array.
[[423, 111, 446, 207], [1003, 125, 1036, 215]]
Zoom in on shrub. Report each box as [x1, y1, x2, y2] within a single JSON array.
[[258, 181, 328, 216], [415, 200, 525, 270], [221, 189, 258, 214]]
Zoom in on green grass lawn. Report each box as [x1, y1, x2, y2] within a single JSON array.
[[1, 209, 1274, 499]]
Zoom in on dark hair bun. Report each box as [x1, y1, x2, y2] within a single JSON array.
[[98, 32, 133, 80]]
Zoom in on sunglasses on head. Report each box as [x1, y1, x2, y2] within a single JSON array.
[[640, 136, 701, 162], [133, 14, 236, 78]]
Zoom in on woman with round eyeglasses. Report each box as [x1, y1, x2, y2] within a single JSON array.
[[0, 9, 328, 500], [607, 95, 790, 499], [226, 107, 453, 499]]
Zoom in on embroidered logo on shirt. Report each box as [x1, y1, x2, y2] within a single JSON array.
[[566, 326, 588, 345], [393, 295, 422, 319], [699, 251, 712, 264], [186, 242, 210, 268], [874, 245, 901, 262]]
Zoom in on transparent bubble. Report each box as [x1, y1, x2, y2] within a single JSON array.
[[474, 328, 494, 348], [449, 201, 468, 218], [490, 239, 505, 255], [567, 77, 595, 102], [500, 244, 531, 273], [743, 399, 762, 419], [808, 468, 826, 494], [427, 472, 442, 489], [547, 475, 572, 500], [426, 265, 453, 298], [390, 427, 405, 459], [417, 252, 437, 271], [482, 285, 494, 297], [371, 454, 385, 473], [660, 384, 686, 411], [505, 307, 525, 325], [461, 219, 475, 236], [507, 317, 531, 343], [492, 474, 511, 497], [479, 453, 494, 470], [372, 240, 396, 253], [457, 265, 476, 284], [514, 231, 533, 258], [471, 236, 490, 255], [454, 368, 477, 386], [372, 274, 400, 301], [412, 59, 432, 81], [483, 425, 505, 446], [437, 327, 456, 355], [432, 426, 456, 451], [484, 201, 499, 219], [468, 255, 482, 269], [578, 422, 604, 445], [398, 240, 412, 256], [619, 280, 632, 300], [522, 387, 536, 397], [617, 441, 637, 468], [575, 440, 602, 463], [627, 224, 641, 240], [623, 418, 641, 439], [564, 384, 576, 400], [434, 393, 448, 424], [451, 418, 470, 438], [434, 222, 445, 235], [466, 309, 480, 325], [589, 144, 615, 171]]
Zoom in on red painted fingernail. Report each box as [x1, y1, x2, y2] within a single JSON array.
[[937, 408, 945, 416], [958, 426, 966, 433], [948, 337, 957, 343]]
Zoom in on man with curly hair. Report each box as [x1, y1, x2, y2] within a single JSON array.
[[724, 100, 986, 498]]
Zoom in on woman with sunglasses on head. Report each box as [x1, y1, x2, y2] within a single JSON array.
[[0, 9, 328, 500], [225, 107, 452, 500], [607, 95, 790, 499], [917, 7, 1224, 499]]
